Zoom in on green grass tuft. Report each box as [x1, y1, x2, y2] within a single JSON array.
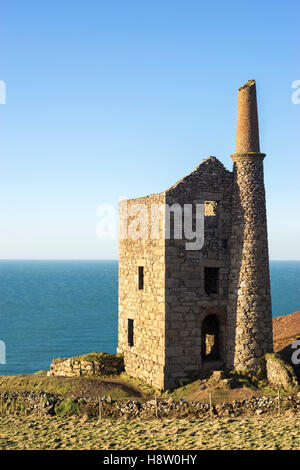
[[54, 398, 79, 417]]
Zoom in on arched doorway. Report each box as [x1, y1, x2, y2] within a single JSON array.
[[201, 314, 220, 361]]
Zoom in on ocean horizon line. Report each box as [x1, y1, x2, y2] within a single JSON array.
[[0, 258, 119, 262], [0, 258, 300, 262]]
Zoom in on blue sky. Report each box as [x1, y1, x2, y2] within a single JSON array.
[[0, 0, 299, 259]]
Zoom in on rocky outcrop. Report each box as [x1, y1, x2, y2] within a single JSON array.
[[265, 353, 299, 392], [48, 352, 124, 378]]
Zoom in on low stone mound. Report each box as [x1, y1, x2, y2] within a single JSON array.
[[48, 352, 124, 378]]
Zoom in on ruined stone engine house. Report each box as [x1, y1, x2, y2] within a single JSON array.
[[117, 80, 273, 390]]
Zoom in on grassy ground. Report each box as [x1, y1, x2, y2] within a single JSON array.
[[0, 372, 279, 403], [0, 373, 149, 401], [0, 371, 298, 450], [0, 413, 299, 450]]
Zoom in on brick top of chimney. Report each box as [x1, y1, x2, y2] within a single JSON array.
[[235, 79, 260, 154]]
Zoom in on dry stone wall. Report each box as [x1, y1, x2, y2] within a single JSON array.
[[2, 391, 300, 419], [48, 352, 124, 378]]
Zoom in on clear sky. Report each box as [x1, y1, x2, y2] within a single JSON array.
[[0, 0, 299, 260]]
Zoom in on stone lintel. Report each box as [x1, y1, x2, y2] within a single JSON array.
[[202, 260, 226, 268], [196, 192, 223, 201]]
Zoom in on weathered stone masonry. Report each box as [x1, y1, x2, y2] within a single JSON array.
[[118, 80, 273, 390], [227, 81, 273, 371], [118, 193, 166, 389], [164, 159, 233, 388]]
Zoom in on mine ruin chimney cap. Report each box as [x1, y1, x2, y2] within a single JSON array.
[[238, 79, 256, 91], [234, 79, 261, 154]]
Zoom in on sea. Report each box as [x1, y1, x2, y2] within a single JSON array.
[[0, 260, 300, 375]]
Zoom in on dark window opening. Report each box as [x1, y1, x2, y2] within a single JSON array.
[[138, 266, 144, 290], [169, 212, 174, 238], [222, 239, 228, 249], [204, 267, 219, 295], [128, 319, 134, 347], [201, 314, 220, 361]]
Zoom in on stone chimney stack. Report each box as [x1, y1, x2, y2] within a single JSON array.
[[226, 80, 273, 373]]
